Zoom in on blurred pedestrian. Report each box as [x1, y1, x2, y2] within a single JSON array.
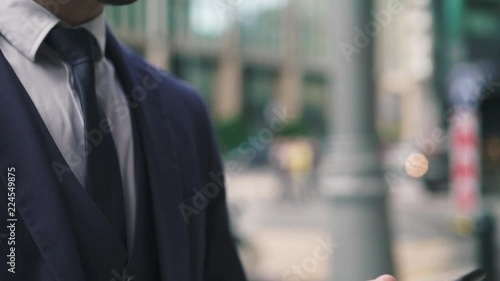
[[287, 137, 314, 201], [269, 137, 293, 200], [304, 137, 323, 198]]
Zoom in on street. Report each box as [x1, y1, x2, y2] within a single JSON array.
[[226, 169, 477, 281]]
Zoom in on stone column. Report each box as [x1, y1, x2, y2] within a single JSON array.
[[276, 0, 303, 118], [321, 1, 395, 280], [214, 15, 242, 122], [145, 0, 170, 70]]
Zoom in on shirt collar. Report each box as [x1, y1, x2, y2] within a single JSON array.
[[0, 0, 106, 62]]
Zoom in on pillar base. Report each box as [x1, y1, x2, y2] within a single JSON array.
[[320, 175, 395, 281]]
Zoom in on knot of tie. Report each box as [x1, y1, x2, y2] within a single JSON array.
[[45, 27, 99, 65]]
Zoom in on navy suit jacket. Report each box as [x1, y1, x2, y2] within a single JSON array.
[[0, 28, 246, 281]]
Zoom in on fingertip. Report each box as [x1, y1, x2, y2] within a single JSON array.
[[375, 275, 397, 281]]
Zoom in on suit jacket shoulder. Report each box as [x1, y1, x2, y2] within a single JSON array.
[[123, 48, 215, 173]]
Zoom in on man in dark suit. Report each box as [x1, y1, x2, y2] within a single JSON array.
[[0, 0, 246, 280]]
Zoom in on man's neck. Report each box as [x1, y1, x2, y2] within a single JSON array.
[[34, 0, 104, 26]]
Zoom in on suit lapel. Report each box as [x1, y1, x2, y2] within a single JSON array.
[[0, 48, 129, 281], [0, 51, 86, 281], [106, 29, 190, 281]]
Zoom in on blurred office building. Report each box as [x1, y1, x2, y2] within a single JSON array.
[[105, 0, 443, 163], [106, 0, 331, 158]]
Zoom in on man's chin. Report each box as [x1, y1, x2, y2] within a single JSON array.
[[97, 0, 138, 5]]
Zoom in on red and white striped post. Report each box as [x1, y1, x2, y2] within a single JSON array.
[[450, 109, 480, 218], [449, 63, 497, 279]]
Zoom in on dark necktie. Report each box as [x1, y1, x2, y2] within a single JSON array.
[[45, 27, 127, 248]]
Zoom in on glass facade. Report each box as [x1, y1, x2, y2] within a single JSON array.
[[106, 1, 147, 35], [106, 0, 330, 144], [172, 56, 216, 107]]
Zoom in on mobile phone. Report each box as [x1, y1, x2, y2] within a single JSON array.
[[454, 269, 486, 281]]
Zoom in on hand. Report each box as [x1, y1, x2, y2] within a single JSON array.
[[372, 275, 396, 281]]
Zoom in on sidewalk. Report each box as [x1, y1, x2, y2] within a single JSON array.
[[227, 169, 475, 281]]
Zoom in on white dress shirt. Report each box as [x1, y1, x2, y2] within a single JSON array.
[[0, 0, 136, 250]]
